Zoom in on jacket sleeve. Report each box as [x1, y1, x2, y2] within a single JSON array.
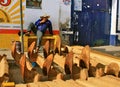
[[35, 19, 40, 27]]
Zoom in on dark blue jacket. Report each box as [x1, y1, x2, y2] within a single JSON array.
[[35, 19, 53, 35]]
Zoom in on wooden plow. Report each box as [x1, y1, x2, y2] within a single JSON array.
[[10, 37, 120, 85]]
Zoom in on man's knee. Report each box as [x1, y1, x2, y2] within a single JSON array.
[[29, 22, 36, 34], [29, 22, 35, 28]]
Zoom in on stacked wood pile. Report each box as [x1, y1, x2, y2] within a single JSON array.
[[1, 35, 120, 86], [15, 76, 120, 87]]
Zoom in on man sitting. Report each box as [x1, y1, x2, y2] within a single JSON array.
[[25, 13, 53, 52]]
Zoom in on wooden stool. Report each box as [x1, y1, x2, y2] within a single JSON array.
[[24, 35, 60, 51]]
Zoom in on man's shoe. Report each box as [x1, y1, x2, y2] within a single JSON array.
[[25, 32, 30, 36], [35, 47, 39, 53]]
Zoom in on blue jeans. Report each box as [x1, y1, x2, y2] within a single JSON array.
[[36, 30, 43, 47], [27, 22, 43, 47]]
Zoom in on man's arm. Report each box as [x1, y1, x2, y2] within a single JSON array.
[[35, 19, 41, 26]]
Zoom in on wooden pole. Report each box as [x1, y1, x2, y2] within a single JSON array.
[[20, 0, 24, 53]]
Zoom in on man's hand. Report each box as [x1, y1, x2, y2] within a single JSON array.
[[40, 18, 47, 23]]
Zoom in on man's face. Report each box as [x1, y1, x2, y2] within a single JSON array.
[[42, 17, 48, 21], [40, 17, 48, 23]]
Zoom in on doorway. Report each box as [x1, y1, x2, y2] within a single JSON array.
[[71, 0, 112, 46]]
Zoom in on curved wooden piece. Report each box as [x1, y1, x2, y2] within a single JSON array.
[[28, 41, 38, 62], [0, 55, 2, 62], [19, 54, 26, 79], [43, 40, 50, 58], [79, 45, 90, 69], [11, 41, 22, 65], [64, 51, 73, 75], [55, 35, 61, 55], [104, 62, 119, 77], [61, 46, 69, 56], [19, 54, 40, 83], [0, 54, 9, 83], [42, 54, 54, 76]]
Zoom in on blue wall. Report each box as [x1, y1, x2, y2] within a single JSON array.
[[71, 0, 112, 46]]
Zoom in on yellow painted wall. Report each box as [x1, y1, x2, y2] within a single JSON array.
[[0, 34, 60, 52], [0, 34, 20, 49]]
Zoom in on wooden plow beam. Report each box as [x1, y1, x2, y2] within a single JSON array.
[[11, 41, 22, 65], [11, 39, 120, 83], [0, 54, 9, 85], [53, 45, 90, 80], [66, 45, 120, 78]]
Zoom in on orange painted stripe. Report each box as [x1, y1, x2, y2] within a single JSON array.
[[0, 29, 60, 34]]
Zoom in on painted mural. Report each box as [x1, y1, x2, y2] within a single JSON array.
[[0, 0, 25, 29], [0, 0, 71, 34]]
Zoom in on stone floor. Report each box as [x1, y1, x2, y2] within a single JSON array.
[[92, 45, 120, 57]]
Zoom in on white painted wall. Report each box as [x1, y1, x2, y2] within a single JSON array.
[[24, 0, 60, 30], [110, 0, 117, 35], [24, 0, 71, 30], [59, 0, 71, 29], [0, 0, 71, 31]]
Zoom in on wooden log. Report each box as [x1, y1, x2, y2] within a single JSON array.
[[54, 35, 61, 55], [61, 46, 69, 56], [11, 41, 22, 65], [95, 68, 104, 78], [66, 45, 120, 67], [64, 51, 73, 75], [48, 68, 57, 81], [79, 45, 90, 69], [19, 54, 26, 79], [42, 54, 54, 76], [15, 84, 27, 87], [0, 54, 9, 85], [67, 45, 120, 64], [66, 45, 84, 54], [56, 73, 64, 80], [53, 54, 65, 69], [43, 40, 50, 58], [34, 54, 64, 80], [69, 45, 120, 75], [104, 62, 119, 77], [53, 53, 81, 80], [72, 64, 80, 80], [67, 45, 120, 73], [80, 69, 88, 80], [53, 79, 79, 87], [70, 45, 90, 80], [66, 45, 90, 68], [90, 50, 120, 67], [36, 55, 45, 68], [27, 41, 46, 68], [27, 82, 49, 87], [66, 80, 84, 87], [99, 75, 120, 86], [28, 41, 38, 62], [0, 54, 9, 77], [19, 54, 41, 83]]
